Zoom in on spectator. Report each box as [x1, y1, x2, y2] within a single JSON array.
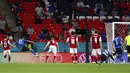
[[111, 8, 118, 16], [77, 0, 84, 8], [27, 24, 34, 35], [16, 5, 23, 13], [48, 2, 55, 14], [76, 26, 82, 35], [30, 32, 38, 42], [0, 18, 6, 33], [91, 27, 96, 35], [62, 15, 69, 24], [39, 0, 46, 8], [35, 4, 45, 17], [101, 30, 106, 42], [15, 16, 23, 31], [59, 32, 64, 40], [12, 0, 19, 8], [35, 16, 42, 24], [94, 4, 102, 16], [122, 14, 130, 22], [99, 9, 107, 16], [46, 32, 53, 40], [38, 31, 46, 40], [69, 9, 76, 21], [69, 26, 75, 35], [41, 27, 48, 34]]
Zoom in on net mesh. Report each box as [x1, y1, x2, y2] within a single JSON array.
[[105, 22, 130, 53]]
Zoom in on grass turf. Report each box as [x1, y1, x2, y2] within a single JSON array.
[[0, 63, 130, 73]]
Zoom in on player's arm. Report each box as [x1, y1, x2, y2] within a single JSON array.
[[0, 41, 3, 48], [56, 42, 59, 52], [44, 41, 50, 50], [90, 36, 92, 49], [99, 36, 103, 49], [27, 40, 34, 44], [8, 40, 16, 48], [121, 38, 125, 50], [112, 41, 116, 52], [76, 37, 80, 49], [65, 37, 69, 44]]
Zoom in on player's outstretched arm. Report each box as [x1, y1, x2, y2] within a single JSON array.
[[44, 42, 50, 50], [57, 42, 59, 52]]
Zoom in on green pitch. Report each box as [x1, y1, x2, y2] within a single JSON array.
[[0, 63, 130, 73]]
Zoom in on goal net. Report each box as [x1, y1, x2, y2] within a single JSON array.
[[105, 22, 130, 53]]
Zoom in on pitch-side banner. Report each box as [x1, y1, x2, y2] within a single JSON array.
[[0, 53, 86, 63]]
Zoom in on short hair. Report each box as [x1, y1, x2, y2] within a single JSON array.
[[71, 31, 75, 35], [115, 33, 119, 37], [95, 30, 98, 34]]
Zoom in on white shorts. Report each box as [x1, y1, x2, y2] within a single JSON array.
[[3, 50, 11, 56], [48, 46, 57, 55], [92, 49, 101, 56], [70, 48, 77, 54]]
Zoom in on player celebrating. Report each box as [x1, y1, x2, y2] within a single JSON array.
[[14, 37, 38, 57], [0, 35, 15, 62], [44, 36, 59, 63], [112, 33, 124, 63], [90, 30, 103, 64], [66, 32, 80, 64]]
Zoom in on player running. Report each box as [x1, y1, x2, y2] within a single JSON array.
[[44, 36, 59, 63], [112, 33, 125, 63], [66, 32, 80, 64], [90, 30, 103, 64], [14, 37, 38, 57], [0, 35, 15, 62]]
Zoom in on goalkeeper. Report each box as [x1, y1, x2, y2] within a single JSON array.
[[124, 31, 130, 62]]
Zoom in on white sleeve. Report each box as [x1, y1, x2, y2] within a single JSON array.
[[76, 37, 78, 42], [66, 37, 69, 43], [90, 37, 92, 42], [0, 41, 2, 45], [99, 36, 102, 41], [8, 40, 11, 45]]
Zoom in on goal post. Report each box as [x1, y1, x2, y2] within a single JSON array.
[[105, 22, 130, 53]]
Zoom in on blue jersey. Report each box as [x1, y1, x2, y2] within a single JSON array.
[[101, 49, 110, 57], [113, 37, 122, 49], [16, 39, 27, 49]]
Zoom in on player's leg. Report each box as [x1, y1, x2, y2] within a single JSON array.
[[45, 47, 52, 62], [99, 54, 107, 65], [92, 49, 98, 63], [74, 48, 78, 63], [116, 49, 124, 62], [97, 49, 101, 63], [70, 48, 75, 63], [7, 50, 11, 62], [126, 46, 130, 62], [3, 50, 7, 58], [52, 47, 57, 63]]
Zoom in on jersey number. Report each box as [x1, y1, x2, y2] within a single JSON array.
[[71, 38, 75, 44], [94, 38, 97, 44], [3, 41, 7, 48]]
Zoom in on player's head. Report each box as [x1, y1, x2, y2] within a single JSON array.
[[115, 33, 119, 37], [71, 31, 75, 35], [94, 30, 98, 34], [51, 36, 54, 40]]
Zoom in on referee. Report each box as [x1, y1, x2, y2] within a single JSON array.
[[124, 31, 130, 62]]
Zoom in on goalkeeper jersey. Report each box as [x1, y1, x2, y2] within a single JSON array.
[[125, 35, 130, 46]]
